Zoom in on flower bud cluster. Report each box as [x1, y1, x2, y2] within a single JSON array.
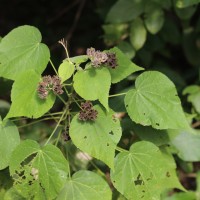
[[86, 47, 117, 69], [78, 101, 98, 121], [37, 75, 63, 99]]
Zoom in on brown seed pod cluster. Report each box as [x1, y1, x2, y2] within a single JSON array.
[[86, 47, 117, 69], [78, 101, 98, 121], [37, 75, 63, 99]]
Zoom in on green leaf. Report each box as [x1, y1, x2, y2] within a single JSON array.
[[57, 170, 112, 200], [106, 0, 145, 23], [4, 187, 26, 200], [183, 85, 200, 113], [110, 141, 184, 200], [169, 129, 200, 162], [6, 70, 56, 119], [162, 191, 196, 200], [69, 105, 122, 169], [102, 24, 128, 46], [0, 119, 20, 170], [69, 55, 88, 65], [0, 25, 50, 80], [174, 0, 200, 8], [130, 18, 147, 50], [9, 140, 69, 199], [124, 71, 189, 129], [58, 60, 75, 83], [144, 5, 164, 34], [175, 5, 197, 20], [106, 47, 143, 83], [73, 67, 111, 110], [117, 41, 135, 59], [133, 123, 169, 146]]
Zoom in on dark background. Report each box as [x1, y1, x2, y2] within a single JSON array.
[[0, 0, 104, 60]]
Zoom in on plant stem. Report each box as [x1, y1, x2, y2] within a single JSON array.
[[57, 94, 66, 105], [89, 160, 105, 177], [44, 110, 66, 145], [109, 92, 127, 98], [50, 59, 58, 75], [116, 146, 129, 153], [18, 117, 60, 128], [55, 129, 62, 146], [43, 111, 63, 117], [72, 96, 82, 109], [66, 152, 71, 178]]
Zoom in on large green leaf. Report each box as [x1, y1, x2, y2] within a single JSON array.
[[0, 118, 20, 170], [111, 141, 184, 200], [0, 25, 50, 80], [57, 170, 112, 200], [106, 0, 145, 23], [9, 140, 69, 199], [58, 60, 75, 83], [6, 70, 56, 119], [107, 47, 143, 83], [124, 71, 189, 129], [69, 105, 122, 169], [130, 18, 147, 50], [73, 67, 111, 110]]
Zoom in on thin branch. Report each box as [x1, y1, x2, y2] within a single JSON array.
[[47, 0, 80, 24], [66, 0, 86, 41]]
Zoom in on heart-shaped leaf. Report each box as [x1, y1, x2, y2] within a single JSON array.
[[0, 25, 50, 80], [125, 71, 189, 129], [58, 60, 75, 83], [9, 140, 69, 199], [73, 67, 111, 110], [111, 141, 184, 200], [57, 170, 112, 200], [69, 105, 122, 169], [6, 70, 56, 119]]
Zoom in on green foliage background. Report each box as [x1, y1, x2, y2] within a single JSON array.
[[0, 0, 200, 199]]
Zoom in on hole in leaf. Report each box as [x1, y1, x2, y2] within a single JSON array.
[[166, 171, 170, 177], [142, 190, 145, 193], [134, 174, 144, 186], [109, 131, 114, 135], [175, 94, 178, 96], [143, 113, 145, 115], [28, 180, 33, 186], [84, 136, 87, 139], [125, 104, 128, 107], [112, 115, 118, 122], [107, 143, 109, 146], [155, 123, 160, 126]]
